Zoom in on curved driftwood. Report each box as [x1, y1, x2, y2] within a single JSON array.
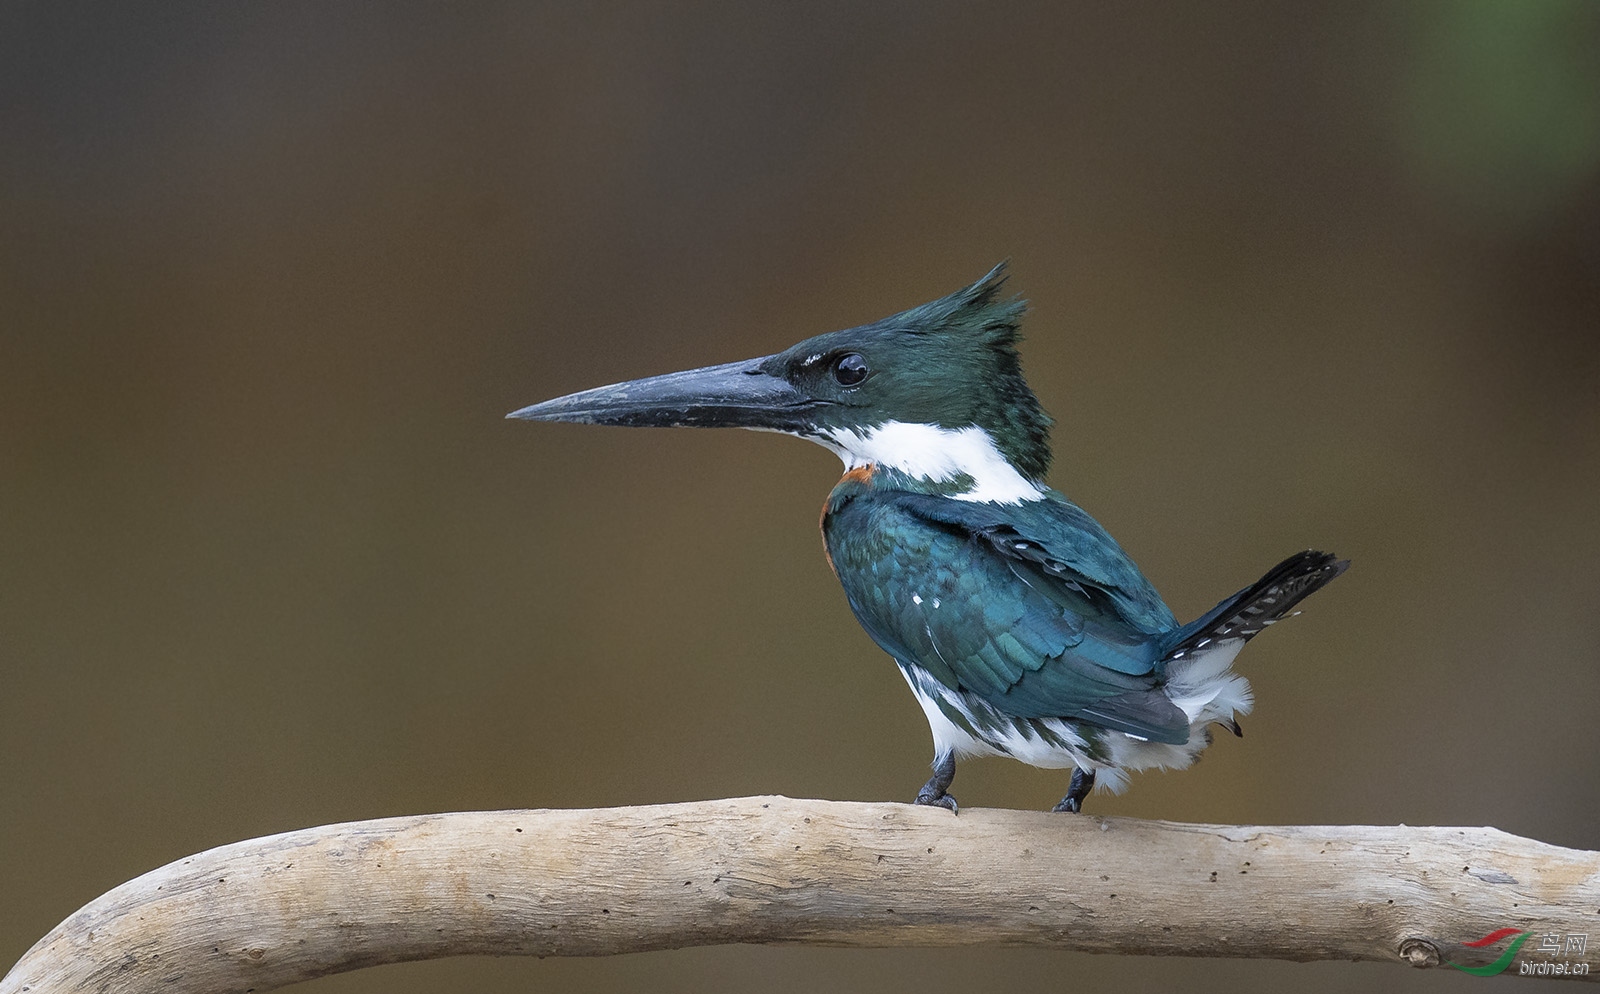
[[4, 796, 1597, 992]]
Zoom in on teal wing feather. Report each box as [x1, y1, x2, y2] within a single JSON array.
[[825, 489, 1190, 744]]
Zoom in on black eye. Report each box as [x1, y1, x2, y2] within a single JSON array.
[[832, 353, 869, 386]]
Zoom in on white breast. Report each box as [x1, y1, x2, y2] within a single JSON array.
[[816, 422, 1045, 504]]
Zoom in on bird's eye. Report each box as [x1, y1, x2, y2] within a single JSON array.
[[832, 353, 869, 386]]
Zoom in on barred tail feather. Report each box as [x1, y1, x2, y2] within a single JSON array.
[[1165, 550, 1349, 661]]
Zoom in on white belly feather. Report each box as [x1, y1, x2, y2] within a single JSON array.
[[898, 639, 1253, 795]]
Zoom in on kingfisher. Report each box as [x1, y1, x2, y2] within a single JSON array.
[[508, 265, 1347, 814]]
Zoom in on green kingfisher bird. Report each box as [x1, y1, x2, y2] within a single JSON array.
[[508, 265, 1347, 814]]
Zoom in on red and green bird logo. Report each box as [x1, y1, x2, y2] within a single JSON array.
[[1446, 928, 1530, 976]]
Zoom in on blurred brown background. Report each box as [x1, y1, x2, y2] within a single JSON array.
[[3, 2, 1598, 991]]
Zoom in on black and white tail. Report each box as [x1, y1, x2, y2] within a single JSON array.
[[1165, 550, 1349, 661]]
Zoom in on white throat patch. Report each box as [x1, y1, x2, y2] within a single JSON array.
[[816, 422, 1045, 504]]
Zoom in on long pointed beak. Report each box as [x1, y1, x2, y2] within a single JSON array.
[[507, 356, 814, 431]]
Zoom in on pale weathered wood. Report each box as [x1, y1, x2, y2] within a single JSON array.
[[3, 796, 1596, 992]]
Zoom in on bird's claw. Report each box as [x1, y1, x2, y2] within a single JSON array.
[[914, 752, 958, 813], [1051, 768, 1095, 813]]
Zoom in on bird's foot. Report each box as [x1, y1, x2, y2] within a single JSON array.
[[915, 752, 958, 813], [1051, 768, 1096, 814]]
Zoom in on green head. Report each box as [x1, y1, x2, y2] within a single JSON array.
[[509, 264, 1056, 495]]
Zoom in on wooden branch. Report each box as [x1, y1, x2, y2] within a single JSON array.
[[4, 797, 1597, 992]]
